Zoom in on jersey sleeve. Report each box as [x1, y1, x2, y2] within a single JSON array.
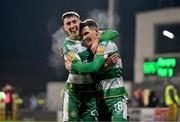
[[95, 40, 109, 59], [71, 55, 105, 73], [71, 40, 109, 73], [99, 29, 119, 41], [63, 43, 81, 63], [70, 29, 119, 73]]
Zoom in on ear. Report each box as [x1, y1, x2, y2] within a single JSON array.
[[63, 25, 67, 32], [95, 28, 99, 36]]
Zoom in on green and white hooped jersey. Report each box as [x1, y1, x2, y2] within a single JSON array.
[[96, 41, 127, 98], [63, 38, 94, 84]]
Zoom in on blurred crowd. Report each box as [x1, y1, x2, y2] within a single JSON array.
[[131, 88, 162, 107], [0, 84, 46, 120], [0, 80, 179, 121]]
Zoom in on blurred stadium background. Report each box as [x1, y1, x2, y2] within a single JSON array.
[[0, 0, 180, 121]]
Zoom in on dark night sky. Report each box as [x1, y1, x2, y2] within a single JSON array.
[[0, 0, 180, 93]]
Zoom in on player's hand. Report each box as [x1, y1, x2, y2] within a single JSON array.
[[91, 39, 99, 54], [105, 53, 119, 66], [65, 60, 72, 70], [110, 53, 119, 63]]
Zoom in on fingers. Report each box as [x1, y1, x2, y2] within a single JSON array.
[[106, 57, 111, 64], [111, 53, 119, 58], [65, 59, 71, 63], [111, 55, 118, 61], [111, 55, 119, 63], [105, 53, 120, 67], [64, 60, 72, 70], [110, 53, 119, 62]]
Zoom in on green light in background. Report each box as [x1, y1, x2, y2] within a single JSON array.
[[144, 57, 176, 78], [143, 62, 157, 74], [157, 68, 173, 77], [157, 57, 176, 67], [168, 68, 173, 77]]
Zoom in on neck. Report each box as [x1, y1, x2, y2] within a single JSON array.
[[97, 31, 101, 39], [68, 35, 80, 40]]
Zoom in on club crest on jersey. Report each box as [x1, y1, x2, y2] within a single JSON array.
[[67, 51, 76, 61], [71, 111, 77, 118], [83, 60, 88, 64], [100, 41, 107, 46]]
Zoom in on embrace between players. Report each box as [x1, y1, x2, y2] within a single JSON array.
[[61, 11, 128, 122]]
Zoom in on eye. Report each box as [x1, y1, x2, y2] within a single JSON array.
[[83, 32, 89, 36], [66, 22, 70, 26], [72, 20, 77, 24]]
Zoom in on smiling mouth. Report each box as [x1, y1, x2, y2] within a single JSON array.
[[70, 27, 78, 32]]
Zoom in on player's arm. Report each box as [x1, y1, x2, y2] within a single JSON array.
[[99, 30, 120, 67], [65, 53, 122, 76], [99, 29, 119, 41], [104, 52, 119, 67], [69, 41, 109, 73], [64, 52, 106, 73], [96, 68, 124, 80], [65, 29, 120, 73], [65, 51, 119, 74], [70, 55, 106, 73], [63, 44, 82, 68]]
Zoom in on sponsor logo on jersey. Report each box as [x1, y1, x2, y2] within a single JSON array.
[[67, 51, 76, 61], [96, 46, 106, 54]]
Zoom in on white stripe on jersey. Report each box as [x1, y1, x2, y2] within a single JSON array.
[[65, 40, 93, 84], [67, 43, 87, 54], [103, 41, 118, 59], [62, 91, 69, 121], [123, 100, 128, 120], [98, 41, 124, 90], [98, 77, 124, 90], [67, 74, 94, 84]]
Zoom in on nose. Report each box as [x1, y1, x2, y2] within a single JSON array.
[[83, 35, 87, 41], [70, 24, 74, 28]]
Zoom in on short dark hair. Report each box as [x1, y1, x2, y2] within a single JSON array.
[[80, 19, 99, 31], [62, 11, 80, 21]]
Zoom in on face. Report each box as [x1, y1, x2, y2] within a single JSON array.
[[81, 26, 98, 48], [63, 16, 81, 38]]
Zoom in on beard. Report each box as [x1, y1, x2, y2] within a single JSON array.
[[81, 41, 91, 48]]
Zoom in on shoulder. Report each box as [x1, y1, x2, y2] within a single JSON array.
[[63, 38, 72, 47], [102, 41, 118, 54], [96, 40, 109, 55], [106, 41, 118, 50], [63, 38, 77, 50], [98, 40, 117, 49], [62, 38, 73, 54]]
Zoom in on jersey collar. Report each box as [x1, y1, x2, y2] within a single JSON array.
[[66, 37, 80, 43]]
